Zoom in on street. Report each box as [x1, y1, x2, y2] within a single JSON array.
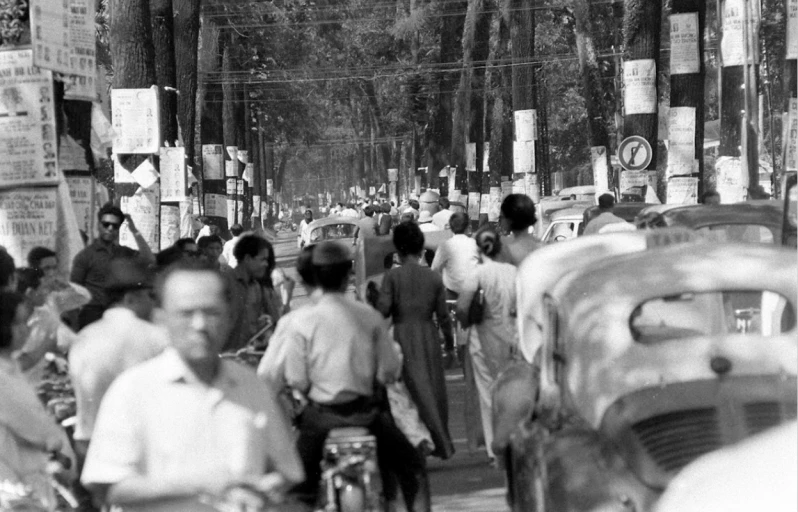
[[270, 229, 508, 512]]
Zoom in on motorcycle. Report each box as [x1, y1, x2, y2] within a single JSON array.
[[318, 427, 381, 512]]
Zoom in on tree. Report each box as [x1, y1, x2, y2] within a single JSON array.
[[173, 0, 201, 163], [486, 0, 513, 190], [150, 0, 178, 145]]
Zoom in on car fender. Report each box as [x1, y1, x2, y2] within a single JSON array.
[[508, 421, 659, 512]]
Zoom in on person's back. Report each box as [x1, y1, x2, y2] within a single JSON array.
[[583, 193, 626, 236], [496, 194, 541, 266], [432, 197, 453, 230], [355, 207, 378, 239], [222, 223, 244, 267], [431, 212, 478, 295]]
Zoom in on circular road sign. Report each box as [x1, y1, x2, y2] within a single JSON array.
[[618, 136, 653, 171]]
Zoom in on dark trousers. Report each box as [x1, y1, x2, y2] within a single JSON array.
[[293, 396, 430, 512]]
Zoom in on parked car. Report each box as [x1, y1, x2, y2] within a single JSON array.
[[654, 421, 797, 512], [556, 185, 596, 202], [578, 202, 655, 235], [501, 242, 797, 512], [535, 200, 593, 240], [635, 201, 784, 244], [538, 207, 587, 243], [493, 229, 704, 465], [299, 217, 360, 252]]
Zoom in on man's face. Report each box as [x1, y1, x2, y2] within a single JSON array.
[[38, 256, 58, 280], [202, 242, 223, 263], [242, 248, 270, 280], [98, 214, 123, 243], [158, 270, 230, 361]]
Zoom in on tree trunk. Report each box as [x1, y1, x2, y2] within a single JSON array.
[[150, 0, 178, 145], [486, 0, 513, 188], [572, 0, 613, 187], [511, 0, 541, 195], [668, 0, 706, 199], [621, 0, 662, 199], [173, 0, 201, 164], [110, 0, 156, 88]]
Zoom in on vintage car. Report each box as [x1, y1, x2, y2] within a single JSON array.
[[556, 185, 596, 202], [634, 201, 784, 244], [538, 207, 587, 243], [535, 200, 593, 240], [578, 202, 655, 235], [654, 421, 797, 512], [299, 217, 360, 252], [500, 242, 797, 511]]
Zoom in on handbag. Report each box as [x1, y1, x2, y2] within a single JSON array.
[[466, 287, 485, 327]]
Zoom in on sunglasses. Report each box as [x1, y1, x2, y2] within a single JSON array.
[[101, 221, 122, 229]]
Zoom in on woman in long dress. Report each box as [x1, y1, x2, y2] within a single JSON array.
[[456, 226, 519, 463], [378, 222, 455, 459]]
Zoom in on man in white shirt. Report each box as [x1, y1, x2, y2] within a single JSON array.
[[69, 258, 167, 457], [340, 202, 359, 218], [81, 261, 303, 511], [417, 211, 441, 233], [261, 242, 429, 510], [432, 197, 454, 230], [582, 193, 627, 235], [297, 209, 314, 248], [431, 212, 479, 298], [221, 223, 244, 267]]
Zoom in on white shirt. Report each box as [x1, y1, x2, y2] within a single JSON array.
[[431, 234, 479, 294], [82, 349, 303, 512], [340, 208, 359, 218], [69, 307, 168, 441], [432, 209, 453, 230], [263, 293, 401, 405], [419, 222, 440, 233], [222, 235, 242, 268]]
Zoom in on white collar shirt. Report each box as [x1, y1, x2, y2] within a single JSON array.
[[81, 349, 302, 512], [430, 234, 479, 294], [68, 307, 168, 441], [272, 294, 401, 405]]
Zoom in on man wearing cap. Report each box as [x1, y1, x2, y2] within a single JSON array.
[[69, 257, 167, 492], [263, 241, 430, 510], [71, 204, 155, 329]]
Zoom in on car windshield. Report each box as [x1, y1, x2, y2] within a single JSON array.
[[310, 224, 357, 242], [695, 224, 775, 244], [631, 290, 795, 343]]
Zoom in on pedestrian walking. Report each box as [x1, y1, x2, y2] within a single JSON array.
[[70, 204, 155, 329], [222, 223, 245, 267], [377, 222, 456, 460], [456, 226, 519, 465], [81, 260, 303, 511]]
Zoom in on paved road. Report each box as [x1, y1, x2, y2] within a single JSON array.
[[269, 229, 509, 511]]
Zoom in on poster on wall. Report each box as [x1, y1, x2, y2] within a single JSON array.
[[513, 140, 535, 173], [159, 205, 180, 250], [488, 186, 502, 222], [483, 142, 490, 174], [119, 187, 159, 251], [65, 175, 96, 235], [111, 87, 160, 154], [388, 168, 398, 182], [514, 109, 537, 141], [0, 187, 58, 266], [202, 145, 224, 180], [467, 192, 480, 219], [786, 98, 798, 172], [0, 49, 59, 187], [788, 0, 798, 59], [623, 59, 657, 114], [669, 13, 700, 74], [721, 0, 760, 66], [159, 147, 186, 202], [64, 0, 96, 101], [667, 106, 697, 177], [479, 193, 490, 215], [204, 193, 226, 218], [715, 156, 748, 203], [465, 143, 477, 171], [666, 177, 698, 204], [501, 179, 513, 200], [30, 0, 71, 74], [620, 170, 648, 197]]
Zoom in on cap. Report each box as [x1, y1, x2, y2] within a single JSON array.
[[107, 257, 155, 291], [311, 241, 351, 266]]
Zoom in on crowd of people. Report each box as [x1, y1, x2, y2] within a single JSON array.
[[0, 189, 556, 512]]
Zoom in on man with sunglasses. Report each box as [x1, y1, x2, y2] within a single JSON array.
[[70, 204, 155, 329]]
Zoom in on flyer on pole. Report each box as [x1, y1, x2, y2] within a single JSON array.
[[202, 145, 224, 180], [204, 193, 227, 218], [160, 205, 180, 250], [120, 187, 160, 251], [513, 109, 537, 141], [111, 87, 161, 154], [160, 146, 186, 202], [666, 177, 699, 204], [669, 13, 700, 74], [467, 192, 480, 219], [0, 50, 59, 188], [623, 59, 657, 115]]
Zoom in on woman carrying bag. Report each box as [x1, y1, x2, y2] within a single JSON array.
[[456, 226, 519, 465]]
